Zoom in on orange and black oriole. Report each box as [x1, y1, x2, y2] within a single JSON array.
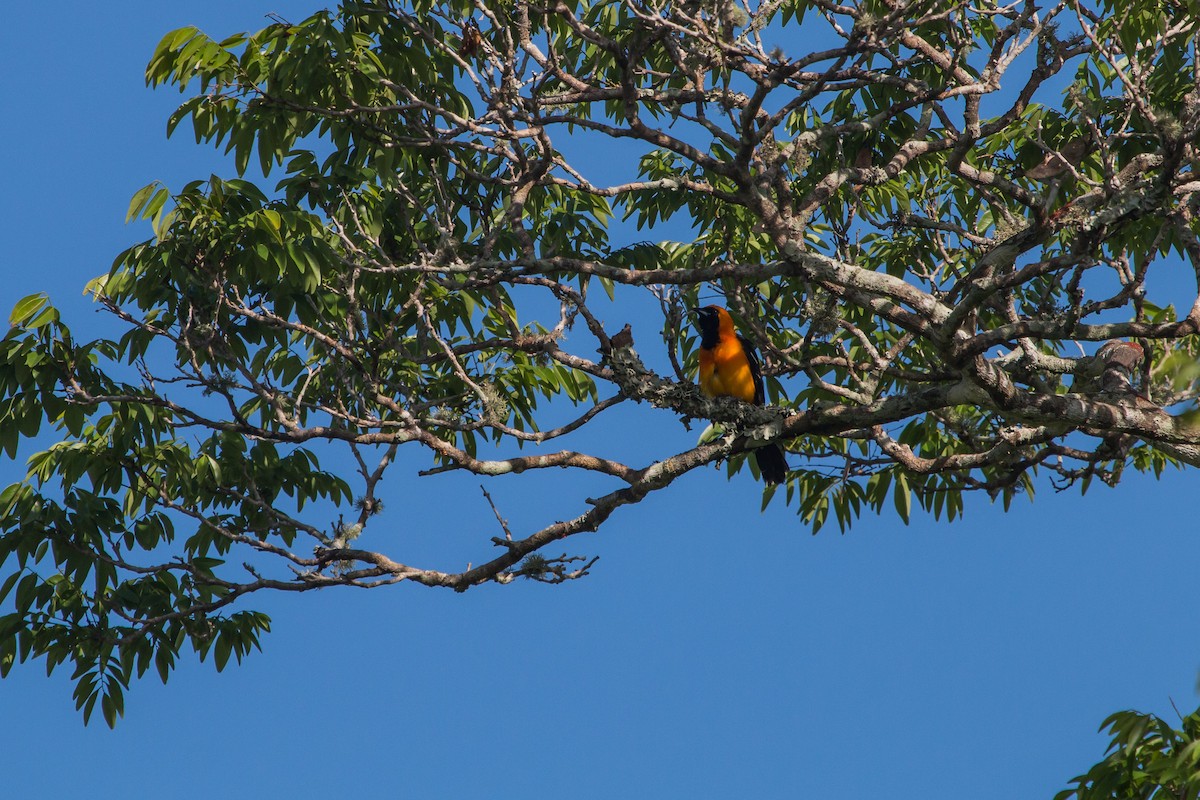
[[691, 305, 788, 485]]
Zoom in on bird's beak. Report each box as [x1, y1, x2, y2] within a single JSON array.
[[686, 307, 699, 317]]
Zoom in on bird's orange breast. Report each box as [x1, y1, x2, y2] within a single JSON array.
[[698, 338, 757, 403]]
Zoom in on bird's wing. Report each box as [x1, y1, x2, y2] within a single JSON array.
[[737, 334, 766, 405]]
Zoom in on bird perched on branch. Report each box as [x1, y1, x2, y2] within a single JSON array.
[[691, 305, 788, 485], [1074, 339, 1145, 396], [458, 18, 483, 58], [1024, 137, 1089, 182]]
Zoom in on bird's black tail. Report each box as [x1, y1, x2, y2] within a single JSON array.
[[754, 443, 788, 485]]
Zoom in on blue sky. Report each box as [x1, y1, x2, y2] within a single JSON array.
[[3, 3, 1199, 798]]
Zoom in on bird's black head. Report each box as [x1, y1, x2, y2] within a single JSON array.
[[689, 305, 722, 350]]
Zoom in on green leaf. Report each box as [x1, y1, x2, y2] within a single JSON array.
[[8, 294, 48, 328], [213, 632, 232, 672], [893, 472, 912, 524], [126, 183, 158, 224]]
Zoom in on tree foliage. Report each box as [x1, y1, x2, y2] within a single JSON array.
[[1059, 706, 1200, 800], [4, 0, 1200, 723]]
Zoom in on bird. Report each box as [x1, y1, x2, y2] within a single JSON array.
[[1074, 339, 1145, 396], [1024, 137, 1089, 182], [691, 305, 788, 485]]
